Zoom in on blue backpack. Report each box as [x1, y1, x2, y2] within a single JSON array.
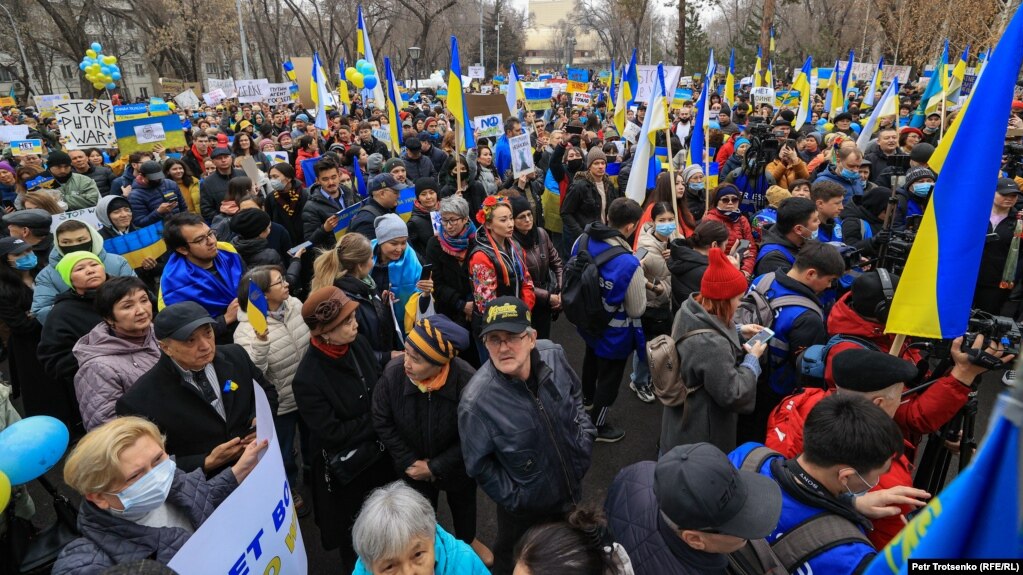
[[799, 334, 881, 380]]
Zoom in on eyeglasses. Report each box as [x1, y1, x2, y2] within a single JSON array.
[[269, 278, 288, 288], [441, 217, 466, 226], [483, 332, 529, 349], [188, 229, 218, 245], [718, 196, 740, 205]]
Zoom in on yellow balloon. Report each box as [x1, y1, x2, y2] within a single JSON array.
[[0, 471, 10, 514], [93, 82, 106, 90], [103, 56, 116, 65], [351, 72, 365, 89], [86, 49, 97, 59]]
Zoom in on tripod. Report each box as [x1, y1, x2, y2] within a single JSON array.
[[912, 392, 979, 494]]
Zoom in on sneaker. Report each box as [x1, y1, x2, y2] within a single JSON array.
[[1003, 370, 1017, 387], [292, 489, 311, 519], [630, 381, 656, 403], [596, 424, 625, 443]]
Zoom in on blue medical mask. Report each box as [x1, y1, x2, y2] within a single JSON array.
[[842, 468, 878, 498], [13, 252, 36, 271], [841, 168, 860, 181], [689, 182, 705, 191], [911, 182, 933, 197], [107, 458, 175, 522], [655, 222, 677, 237]]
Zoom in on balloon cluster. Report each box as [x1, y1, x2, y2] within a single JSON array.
[[80, 42, 121, 91], [344, 59, 379, 91], [0, 416, 70, 512]]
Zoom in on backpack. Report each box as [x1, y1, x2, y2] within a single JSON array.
[[799, 334, 881, 380], [562, 232, 629, 337], [734, 273, 823, 331], [647, 329, 714, 408], [727, 446, 872, 575]]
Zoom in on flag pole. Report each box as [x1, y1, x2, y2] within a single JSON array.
[[703, 106, 711, 215], [939, 95, 947, 139], [454, 117, 463, 192], [888, 333, 906, 356]]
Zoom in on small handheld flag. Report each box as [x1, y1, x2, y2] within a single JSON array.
[[247, 281, 270, 336]]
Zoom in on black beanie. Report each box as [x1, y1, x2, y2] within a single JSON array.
[[858, 186, 891, 217], [106, 196, 131, 218], [414, 177, 438, 197], [509, 194, 531, 217], [849, 270, 901, 322], [229, 208, 271, 239], [832, 349, 919, 392], [47, 150, 72, 167]]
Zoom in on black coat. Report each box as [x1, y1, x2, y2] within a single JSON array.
[[199, 168, 246, 222], [232, 236, 283, 268], [407, 206, 434, 260], [978, 209, 1020, 288], [667, 242, 709, 307], [115, 345, 279, 474], [81, 165, 115, 197], [335, 275, 402, 369], [301, 186, 346, 249], [0, 279, 56, 419], [372, 356, 476, 489], [38, 289, 103, 426], [266, 183, 309, 245], [753, 227, 801, 277], [424, 234, 475, 327], [348, 198, 393, 241], [561, 171, 620, 244]]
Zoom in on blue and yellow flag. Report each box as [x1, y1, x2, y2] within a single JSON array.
[[768, 26, 776, 53], [614, 50, 639, 135], [247, 281, 269, 335], [765, 59, 774, 88], [311, 52, 330, 132], [911, 41, 949, 127], [624, 63, 670, 203], [338, 59, 351, 113], [862, 57, 885, 108], [383, 57, 404, 155], [102, 221, 167, 269], [724, 49, 736, 106], [447, 36, 475, 152], [791, 57, 812, 128], [609, 58, 617, 105], [357, 5, 385, 105], [825, 60, 843, 119], [886, 6, 1023, 339], [946, 44, 969, 104], [841, 50, 854, 98], [352, 158, 368, 198], [687, 51, 716, 168], [752, 46, 763, 88]]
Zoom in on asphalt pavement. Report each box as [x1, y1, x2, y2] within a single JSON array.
[[14, 316, 1007, 574]]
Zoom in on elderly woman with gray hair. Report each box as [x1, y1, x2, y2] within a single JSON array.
[[351, 481, 490, 575], [424, 195, 479, 360]]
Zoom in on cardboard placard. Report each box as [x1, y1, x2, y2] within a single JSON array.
[[473, 113, 504, 139], [0, 97, 15, 107], [173, 89, 201, 110], [509, 133, 534, 178], [207, 77, 237, 99], [203, 89, 226, 107], [266, 83, 292, 106], [54, 99, 115, 150], [236, 79, 271, 104], [133, 122, 167, 144], [751, 87, 776, 107], [567, 68, 589, 83], [0, 125, 29, 144], [33, 94, 70, 114], [465, 94, 511, 121], [468, 65, 485, 79], [634, 65, 683, 103], [572, 92, 591, 107], [10, 139, 42, 156], [622, 122, 641, 144], [567, 81, 588, 94]]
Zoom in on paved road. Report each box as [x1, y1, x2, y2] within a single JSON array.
[[15, 317, 1008, 574]]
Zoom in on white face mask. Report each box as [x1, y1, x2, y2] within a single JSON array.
[[106, 458, 176, 522]]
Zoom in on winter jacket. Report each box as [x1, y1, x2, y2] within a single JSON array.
[[31, 223, 136, 325], [401, 152, 437, 181], [661, 295, 760, 454], [110, 165, 136, 197], [606, 461, 730, 575], [840, 200, 884, 255], [38, 288, 105, 393], [766, 157, 810, 189], [517, 227, 563, 306], [666, 242, 708, 307], [301, 185, 349, 249], [407, 204, 435, 260], [814, 166, 864, 203], [130, 177, 188, 228], [55, 173, 101, 210], [199, 168, 245, 222], [267, 183, 309, 245], [372, 356, 476, 489], [349, 198, 395, 241], [753, 226, 801, 277], [231, 236, 283, 268], [73, 324, 161, 431], [636, 223, 678, 310], [424, 234, 476, 327], [358, 136, 391, 160], [977, 208, 1019, 289], [176, 180, 201, 215], [52, 466, 238, 575], [561, 170, 621, 247], [79, 165, 115, 197], [466, 147, 499, 196], [353, 524, 489, 575], [458, 341, 595, 514], [335, 275, 403, 369], [372, 237, 424, 331], [864, 147, 898, 187], [233, 296, 310, 415], [423, 144, 449, 174], [700, 209, 757, 277]]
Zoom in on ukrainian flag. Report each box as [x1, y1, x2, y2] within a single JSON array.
[[333, 202, 365, 240], [752, 46, 763, 88], [724, 49, 735, 106], [609, 59, 617, 106], [614, 50, 638, 135], [910, 41, 949, 128], [447, 36, 475, 152], [825, 60, 844, 119], [352, 158, 368, 198], [246, 282, 269, 335], [840, 50, 854, 98], [338, 59, 351, 113], [886, 6, 1023, 339], [946, 44, 969, 104], [283, 59, 299, 100], [856, 77, 900, 152], [768, 26, 775, 53], [624, 63, 670, 203], [383, 57, 404, 155], [862, 57, 884, 108], [792, 56, 812, 128], [765, 59, 774, 88], [357, 5, 386, 106], [687, 51, 716, 168], [311, 52, 330, 132], [103, 222, 167, 269]]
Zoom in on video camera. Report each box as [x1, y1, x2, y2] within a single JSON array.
[[1002, 142, 1023, 179], [745, 119, 779, 167], [963, 310, 1022, 366]]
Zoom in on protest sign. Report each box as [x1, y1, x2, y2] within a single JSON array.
[[0, 97, 13, 107], [266, 83, 292, 106], [54, 100, 115, 150], [473, 113, 504, 139], [10, 139, 42, 156], [751, 87, 776, 107], [671, 88, 694, 109], [236, 79, 271, 104], [465, 94, 511, 121], [372, 128, 391, 143], [509, 133, 534, 179], [838, 60, 912, 84], [33, 94, 70, 114], [50, 207, 101, 233], [289, 57, 313, 105], [567, 68, 589, 83], [173, 89, 200, 110], [567, 81, 588, 93], [622, 122, 641, 144], [202, 89, 226, 107], [775, 90, 799, 107], [265, 151, 289, 165], [133, 122, 167, 145], [572, 92, 592, 107], [113, 103, 149, 120], [634, 65, 683, 103], [158, 78, 202, 98], [207, 77, 237, 99], [0, 125, 28, 144], [480, 85, 493, 95], [149, 98, 171, 116], [115, 114, 186, 155], [468, 65, 485, 79], [524, 87, 553, 111], [168, 384, 307, 574], [103, 222, 167, 268]]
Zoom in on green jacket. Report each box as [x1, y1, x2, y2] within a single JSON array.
[[58, 173, 100, 210]]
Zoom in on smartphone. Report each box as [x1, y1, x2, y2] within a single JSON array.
[[288, 240, 313, 257], [566, 125, 584, 135], [420, 263, 433, 281], [1, 200, 13, 210], [746, 328, 775, 349], [635, 247, 649, 260], [734, 239, 751, 257]]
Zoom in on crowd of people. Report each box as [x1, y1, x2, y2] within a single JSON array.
[[0, 62, 1017, 575]]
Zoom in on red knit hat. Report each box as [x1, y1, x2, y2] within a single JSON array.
[[700, 247, 748, 300]]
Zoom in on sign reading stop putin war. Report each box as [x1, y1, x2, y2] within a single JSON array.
[[54, 100, 116, 150]]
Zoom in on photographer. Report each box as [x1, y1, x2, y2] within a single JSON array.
[[841, 186, 891, 257], [973, 178, 1021, 315], [724, 123, 779, 214]]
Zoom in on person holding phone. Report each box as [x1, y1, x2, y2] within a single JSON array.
[[700, 184, 758, 280], [767, 139, 810, 189], [660, 247, 767, 455], [129, 160, 187, 227]]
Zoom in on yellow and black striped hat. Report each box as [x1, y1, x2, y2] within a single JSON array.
[[406, 314, 470, 366]]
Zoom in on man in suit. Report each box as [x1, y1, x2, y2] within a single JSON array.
[[116, 301, 278, 476]]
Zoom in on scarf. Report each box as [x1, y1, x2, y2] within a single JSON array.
[[311, 337, 350, 359], [275, 185, 301, 217], [439, 220, 477, 261], [161, 247, 245, 316], [514, 226, 539, 249], [413, 199, 430, 214], [190, 143, 209, 168], [413, 362, 450, 393], [1002, 212, 1023, 289]]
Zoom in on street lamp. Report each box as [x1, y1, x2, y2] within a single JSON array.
[[408, 46, 421, 92], [0, 2, 30, 98], [495, 17, 502, 75], [235, 0, 250, 79]]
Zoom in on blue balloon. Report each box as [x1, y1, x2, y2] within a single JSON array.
[[110, 64, 120, 74], [90, 42, 102, 53], [356, 58, 369, 71], [101, 65, 111, 75], [111, 71, 122, 81], [363, 74, 378, 90], [79, 62, 88, 71], [0, 416, 69, 485], [106, 82, 116, 90]]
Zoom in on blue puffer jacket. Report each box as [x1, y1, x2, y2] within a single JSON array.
[[31, 223, 137, 325], [352, 524, 489, 575], [52, 465, 238, 575], [129, 177, 188, 227], [814, 166, 864, 203]]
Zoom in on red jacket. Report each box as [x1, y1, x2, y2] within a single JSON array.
[[715, 134, 737, 169], [701, 208, 757, 276], [766, 388, 915, 549], [826, 295, 971, 446], [294, 148, 320, 183]]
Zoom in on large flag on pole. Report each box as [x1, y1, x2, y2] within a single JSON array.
[[753, 46, 764, 88], [841, 49, 854, 98], [862, 57, 884, 108], [792, 57, 812, 128], [686, 51, 716, 168], [357, 5, 386, 106], [946, 44, 970, 104], [614, 50, 638, 135], [447, 36, 475, 152], [506, 62, 521, 119], [609, 58, 617, 106], [725, 49, 736, 106], [826, 60, 845, 119], [383, 57, 403, 155], [310, 52, 330, 132], [625, 63, 670, 203], [856, 78, 900, 152], [765, 59, 774, 88], [885, 6, 1023, 339], [910, 41, 949, 127], [338, 59, 351, 115]]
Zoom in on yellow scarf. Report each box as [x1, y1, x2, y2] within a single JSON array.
[[413, 363, 451, 393]]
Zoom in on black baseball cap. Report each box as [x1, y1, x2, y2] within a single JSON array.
[[480, 296, 532, 336], [655, 443, 782, 540], [154, 301, 217, 340], [0, 237, 33, 258], [369, 173, 399, 193], [139, 160, 165, 182], [996, 177, 1021, 195]]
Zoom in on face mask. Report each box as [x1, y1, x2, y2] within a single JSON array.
[[62, 240, 92, 254], [269, 179, 285, 192], [567, 158, 583, 171], [923, 126, 937, 134], [655, 222, 677, 237], [840, 168, 860, 182], [13, 252, 37, 271], [723, 210, 743, 222], [811, 228, 819, 240], [107, 458, 175, 522], [689, 182, 705, 191], [842, 468, 877, 499], [911, 182, 933, 197]]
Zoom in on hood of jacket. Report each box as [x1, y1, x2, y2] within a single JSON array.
[[841, 201, 881, 226], [48, 222, 109, 265], [95, 195, 127, 229], [669, 242, 709, 270], [73, 323, 159, 365], [583, 221, 624, 243], [232, 236, 272, 260], [676, 294, 741, 348], [759, 224, 800, 253], [826, 294, 886, 339], [573, 168, 612, 188]]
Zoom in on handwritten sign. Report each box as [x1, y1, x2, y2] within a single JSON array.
[[751, 87, 776, 107], [50, 206, 101, 233], [236, 79, 271, 104], [266, 83, 292, 106], [468, 65, 485, 79], [33, 94, 70, 114], [472, 113, 504, 139], [54, 100, 115, 150], [113, 103, 149, 120], [622, 122, 641, 145], [567, 81, 588, 94], [572, 92, 592, 107], [207, 77, 237, 99], [203, 89, 226, 107], [634, 65, 683, 103], [173, 89, 200, 110], [0, 125, 29, 144]]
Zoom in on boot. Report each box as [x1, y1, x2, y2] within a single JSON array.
[[471, 538, 494, 567]]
